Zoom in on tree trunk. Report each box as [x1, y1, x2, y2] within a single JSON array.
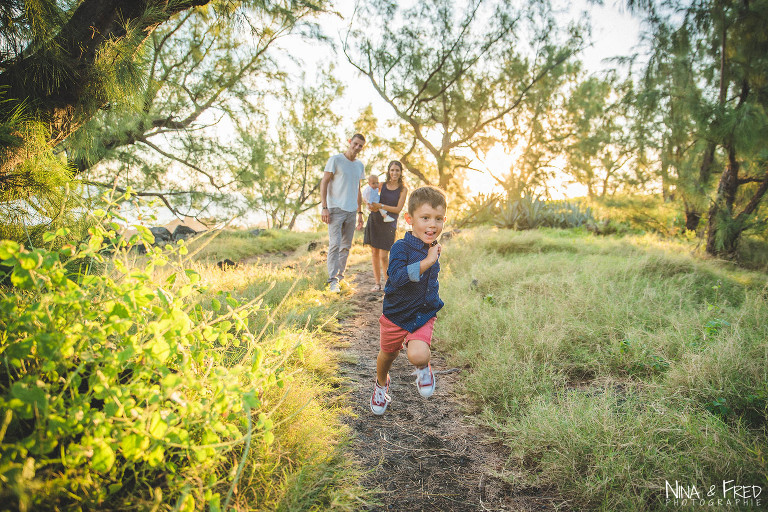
[[287, 213, 299, 231], [660, 158, 672, 202], [705, 77, 754, 258], [684, 211, 701, 232], [699, 16, 729, 193], [600, 170, 612, 199], [706, 144, 740, 256], [0, 0, 212, 171], [437, 157, 450, 190]]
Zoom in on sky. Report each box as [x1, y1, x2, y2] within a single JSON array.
[[274, 0, 644, 200], [140, 0, 645, 228]]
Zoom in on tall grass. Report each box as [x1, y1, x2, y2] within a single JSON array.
[[0, 217, 366, 511], [438, 227, 768, 510], [586, 194, 683, 236], [188, 229, 321, 263], [171, 237, 365, 510]]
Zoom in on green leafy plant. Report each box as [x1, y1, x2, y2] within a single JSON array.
[[649, 354, 670, 373], [0, 196, 286, 511], [494, 193, 596, 230], [705, 397, 732, 420], [704, 318, 731, 337], [619, 338, 631, 354], [483, 293, 497, 306]]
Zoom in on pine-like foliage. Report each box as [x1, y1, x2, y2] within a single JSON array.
[[0, 1, 214, 243]]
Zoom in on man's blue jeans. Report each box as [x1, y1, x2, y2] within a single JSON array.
[[327, 207, 356, 284]]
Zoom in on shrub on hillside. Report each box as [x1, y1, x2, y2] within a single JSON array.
[[0, 220, 281, 510], [453, 193, 502, 228], [493, 193, 596, 230], [586, 194, 682, 236]]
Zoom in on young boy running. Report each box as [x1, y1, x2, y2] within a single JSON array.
[[371, 186, 447, 415]]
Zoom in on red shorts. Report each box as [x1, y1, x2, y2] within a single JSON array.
[[379, 314, 436, 353]]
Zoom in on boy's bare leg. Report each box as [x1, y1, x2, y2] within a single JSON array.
[[376, 349, 398, 386], [405, 339, 431, 369]]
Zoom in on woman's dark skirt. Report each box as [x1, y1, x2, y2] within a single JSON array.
[[363, 212, 398, 251]]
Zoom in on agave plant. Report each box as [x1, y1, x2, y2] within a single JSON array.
[[545, 200, 595, 228], [456, 193, 502, 228], [494, 197, 522, 229], [495, 195, 596, 230], [494, 193, 548, 229]]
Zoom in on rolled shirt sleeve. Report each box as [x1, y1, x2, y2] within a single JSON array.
[[407, 262, 421, 282]]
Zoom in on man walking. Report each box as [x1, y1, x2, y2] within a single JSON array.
[[320, 133, 366, 292]]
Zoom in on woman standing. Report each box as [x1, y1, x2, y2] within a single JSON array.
[[364, 160, 408, 291]]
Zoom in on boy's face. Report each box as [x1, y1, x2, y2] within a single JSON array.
[[368, 176, 379, 188], [405, 203, 446, 245]]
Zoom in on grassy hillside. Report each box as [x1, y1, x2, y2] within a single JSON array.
[[0, 224, 364, 511], [438, 227, 768, 510], [187, 229, 322, 263]]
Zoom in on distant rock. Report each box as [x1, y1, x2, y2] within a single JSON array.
[[172, 225, 197, 241], [149, 227, 173, 245], [216, 258, 239, 270], [250, 229, 264, 237], [441, 229, 459, 241]]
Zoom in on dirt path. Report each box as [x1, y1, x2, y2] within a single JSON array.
[[337, 263, 561, 512]]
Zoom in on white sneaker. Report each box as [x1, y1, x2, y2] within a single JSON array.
[[414, 364, 435, 398], [370, 375, 391, 415], [329, 281, 340, 293], [382, 212, 395, 223]]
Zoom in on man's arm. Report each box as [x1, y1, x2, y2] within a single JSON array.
[[320, 171, 333, 224], [356, 181, 364, 229]]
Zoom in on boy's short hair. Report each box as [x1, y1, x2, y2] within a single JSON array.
[[408, 186, 447, 215], [351, 133, 366, 143]]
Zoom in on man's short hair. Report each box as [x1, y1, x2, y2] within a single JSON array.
[[351, 133, 366, 143], [408, 186, 447, 215]]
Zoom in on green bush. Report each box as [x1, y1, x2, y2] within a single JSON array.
[[493, 193, 596, 230], [0, 219, 293, 510], [586, 194, 681, 236]]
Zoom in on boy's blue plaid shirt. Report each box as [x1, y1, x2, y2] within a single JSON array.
[[383, 231, 444, 332]]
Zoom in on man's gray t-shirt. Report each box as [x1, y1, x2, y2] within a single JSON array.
[[324, 153, 365, 212]]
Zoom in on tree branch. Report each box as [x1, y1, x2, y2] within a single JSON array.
[[0, 0, 214, 146], [735, 169, 768, 222], [83, 179, 189, 217], [737, 176, 768, 185], [138, 137, 226, 190]]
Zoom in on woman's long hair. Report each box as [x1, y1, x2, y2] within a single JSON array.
[[386, 160, 405, 187]]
